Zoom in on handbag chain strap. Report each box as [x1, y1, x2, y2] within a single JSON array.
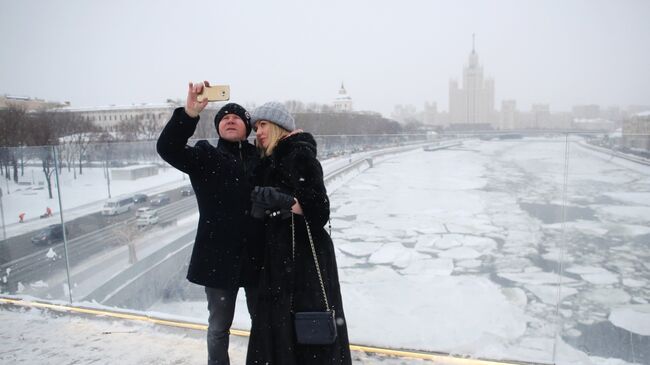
[[291, 213, 331, 311]]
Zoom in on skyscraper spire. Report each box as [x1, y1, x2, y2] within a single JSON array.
[[468, 33, 479, 67], [472, 33, 475, 53]]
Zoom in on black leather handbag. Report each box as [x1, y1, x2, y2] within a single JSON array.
[[291, 214, 338, 345], [294, 310, 337, 345]]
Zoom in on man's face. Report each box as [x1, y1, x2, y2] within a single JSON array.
[[218, 114, 247, 142]]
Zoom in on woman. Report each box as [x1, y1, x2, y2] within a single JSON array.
[[246, 101, 352, 365]]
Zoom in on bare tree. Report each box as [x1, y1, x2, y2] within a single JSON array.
[[28, 111, 59, 199], [115, 119, 140, 141], [14, 146, 28, 179], [59, 140, 76, 177], [293, 111, 403, 136], [285, 100, 305, 113], [41, 147, 56, 199], [113, 221, 141, 264], [140, 118, 160, 141], [74, 132, 96, 176], [50, 111, 85, 175], [0, 105, 29, 183], [305, 102, 323, 113], [0, 148, 9, 183], [0, 105, 28, 148], [58, 115, 101, 176], [93, 132, 116, 196]]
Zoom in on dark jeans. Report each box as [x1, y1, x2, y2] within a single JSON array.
[[205, 286, 258, 365]]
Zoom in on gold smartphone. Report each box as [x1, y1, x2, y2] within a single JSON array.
[[197, 85, 230, 102]]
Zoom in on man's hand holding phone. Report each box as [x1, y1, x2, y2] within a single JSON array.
[[185, 81, 232, 118], [185, 81, 210, 118]]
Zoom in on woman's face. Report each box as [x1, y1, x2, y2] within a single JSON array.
[[255, 120, 271, 148]]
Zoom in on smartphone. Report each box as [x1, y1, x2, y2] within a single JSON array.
[[197, 85, 230, 102]]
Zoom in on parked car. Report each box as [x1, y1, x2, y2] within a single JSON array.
[[136, 207, 156, 218], [136, 212, 159, 227], [101, 196, 134, 216], [132, 193, 148, 204], [31, 224, 68, 245], [180, 185, 194, 196], [150, 194, 170, 206]]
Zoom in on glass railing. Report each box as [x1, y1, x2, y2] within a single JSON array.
[[1, 132, 648, 365]]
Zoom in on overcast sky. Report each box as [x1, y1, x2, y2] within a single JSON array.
[[1, 0, 649, 116]]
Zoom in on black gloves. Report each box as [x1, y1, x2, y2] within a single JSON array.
[[250, 186, 295, 219]]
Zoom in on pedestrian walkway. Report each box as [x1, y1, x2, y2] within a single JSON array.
[[1, 297, 531, 365], [0, 300, 432, 365]]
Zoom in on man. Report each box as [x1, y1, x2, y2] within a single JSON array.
[[156, 81, 262, 365]]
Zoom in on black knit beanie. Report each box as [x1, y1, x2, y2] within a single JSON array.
[[214, 103, 252, 137]]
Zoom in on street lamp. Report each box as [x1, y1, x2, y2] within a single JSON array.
[[104, 144, 112, 199]]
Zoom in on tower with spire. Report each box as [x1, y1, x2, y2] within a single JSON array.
[[333, 82, 353, 112], [449, 34, 496, 126]]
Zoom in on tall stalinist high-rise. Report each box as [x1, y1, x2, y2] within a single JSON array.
[[449, 35, 495, 126]]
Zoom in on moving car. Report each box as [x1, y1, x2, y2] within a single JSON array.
[[180, 185, 194, 196], [31, 224, 69, 245], [136, 207, 156, 218], [150, 194, 170, 206], [132, 193, 148, 204], [136, 211, 159, 227]]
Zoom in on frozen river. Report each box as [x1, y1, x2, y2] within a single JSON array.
[[328, 137, 650, 364]]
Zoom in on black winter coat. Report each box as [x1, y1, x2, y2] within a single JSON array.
[[156, 107, 263, 289], [246, 133, 352, 365]]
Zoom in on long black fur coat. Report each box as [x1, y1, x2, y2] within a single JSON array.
[[246, 133, 352, 365]]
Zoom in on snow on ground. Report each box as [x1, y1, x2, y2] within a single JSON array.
[[0, 305, 437, 365], [0, 305, 212, 365]]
